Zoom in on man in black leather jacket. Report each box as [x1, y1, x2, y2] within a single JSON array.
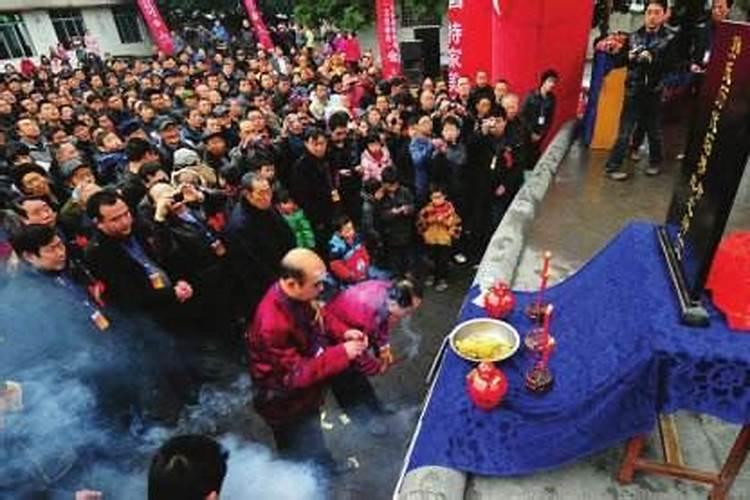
[[606, 0, 675, 180]]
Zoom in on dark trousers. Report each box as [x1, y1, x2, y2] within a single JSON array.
[[606, 90, 664, 170], [427, 244, 451, 281], [272, 411, 335, 469], [330, 368, 382, 422], [386, 243, 414, 278]]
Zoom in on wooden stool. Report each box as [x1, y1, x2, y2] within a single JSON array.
[[618, 415, 750, 500]]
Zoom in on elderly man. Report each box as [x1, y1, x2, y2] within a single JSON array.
[[226, 172, 295, 320], [247, 248, 368, 469]]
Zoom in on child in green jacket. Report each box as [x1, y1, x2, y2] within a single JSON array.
[[276, 189, 316, 249]]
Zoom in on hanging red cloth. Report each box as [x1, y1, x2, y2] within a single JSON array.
[[707, 231, 750, 331], [375, 0, 402, 79], [136, 0, 174, 55], [242, 0, 275, 50]]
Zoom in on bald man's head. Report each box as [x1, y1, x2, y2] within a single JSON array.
[[279, 248, 327, 301]]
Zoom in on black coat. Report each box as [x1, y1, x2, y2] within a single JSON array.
[[84, 229, 181, 323], [225, 198, 295, 317], [290, 151, 340, 230]]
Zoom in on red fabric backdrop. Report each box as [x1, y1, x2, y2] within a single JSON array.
[[491, 0, 593, 140]]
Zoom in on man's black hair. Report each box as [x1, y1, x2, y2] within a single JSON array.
[[646, 0, 668, 10], [125, 137, 156, 162], [540, 69, 559, 85], [86, 189, 122, 220], [493, 105, 509, 121], [441, 115, 462, 132], [148, 434, 228, 500], [328, 110, 350, 131], [381, 166, 399, 185], [333, 214, 352, 231], [139, 162, 166, 182], [304, 127, 326, 142], [362, 178, 382, 196], [9, 223, 57, 256], [389, 279, 422, 308]]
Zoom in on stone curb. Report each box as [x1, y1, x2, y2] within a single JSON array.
[[474, 121, 578, 290], [396, 121, 577, 500]]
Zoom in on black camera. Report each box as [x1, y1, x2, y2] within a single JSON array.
[[172, 192, 184, 203]]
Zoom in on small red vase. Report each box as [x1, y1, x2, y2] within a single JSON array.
[[466, 362, 509, 411], [484, 282, 516, 319]]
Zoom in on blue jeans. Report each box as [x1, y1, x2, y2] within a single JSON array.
[[606, 90, 664, 171]]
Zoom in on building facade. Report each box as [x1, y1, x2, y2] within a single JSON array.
[[0, 0, 154, 65]]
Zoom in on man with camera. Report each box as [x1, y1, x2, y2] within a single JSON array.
[[605, 0, 675, 180], [606, 0, 674, 181]]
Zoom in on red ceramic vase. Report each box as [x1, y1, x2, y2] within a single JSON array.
[[466, 362, 509, 411], [484, 282, 516, 319]]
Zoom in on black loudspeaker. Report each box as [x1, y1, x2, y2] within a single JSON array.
[[413, 27, 441, 78], [399, 40, 424, 82]]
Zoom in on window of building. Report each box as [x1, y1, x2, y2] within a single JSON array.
[[0, 13, 35, 60], [112, 5, 143, 44], [49, 9, 86, 50], [399, 1, 441, 27]]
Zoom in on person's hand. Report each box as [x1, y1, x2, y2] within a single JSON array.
[[531, 133, 541, 143], [637, 50, 652, 63], [344, 329, 366, 341], [75, 491, 103, 500], [180, 183, 204, 204], [339, 169, 352, 177], [0, 381, 22, 414], [173, 280, 193, 303], [495, 184, 506, 197], [154, 197, 173, 223], [690, 63, 704, 74], [379, 345, 394, 367], [211, 240, 227, 257], [343, 339, 368, 360]]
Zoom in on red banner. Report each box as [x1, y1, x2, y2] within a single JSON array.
[[375, 0, 401, 79], [491, 0, 593, 140], [242, 0, 275, 50], [448, 0, 492, 93], [136, 0, 174, 55]]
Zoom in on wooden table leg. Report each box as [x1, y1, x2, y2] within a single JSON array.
[[618, 435, 646, 484], [709, 425, 750, 500]]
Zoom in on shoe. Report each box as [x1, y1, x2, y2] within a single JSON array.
[[645, 165, 661, 176], [607, 170, 629, 181], [435, 280, 448, 292], [424, 275, 435, 287], [453, 253, 467, 265], [630, 150, 642, 161]]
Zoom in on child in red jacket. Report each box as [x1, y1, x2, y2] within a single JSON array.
[[328, 215, 372, 285]]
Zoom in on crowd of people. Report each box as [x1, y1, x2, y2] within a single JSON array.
[[0, 10, 561, 498]]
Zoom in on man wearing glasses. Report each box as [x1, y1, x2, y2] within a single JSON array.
[[246, 248, 368, 472]]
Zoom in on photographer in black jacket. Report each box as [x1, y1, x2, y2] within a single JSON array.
[[606, 0, 675, 181]]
